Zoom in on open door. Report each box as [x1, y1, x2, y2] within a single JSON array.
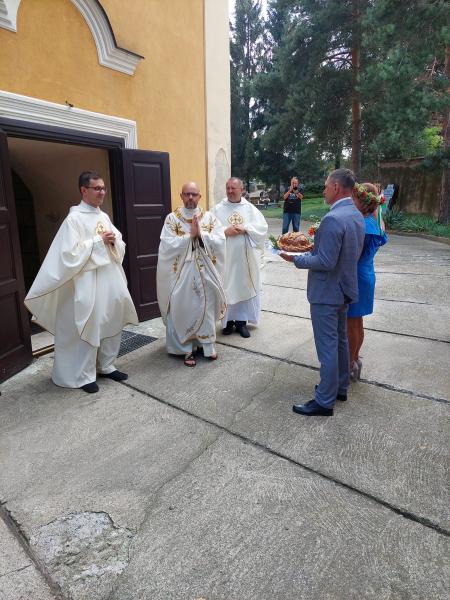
[[112, 149, 171, 321], [0, 130, 32, 382]]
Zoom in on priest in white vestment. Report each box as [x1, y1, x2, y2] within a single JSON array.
[[25, 171, 138, 394], [211, 177, 268, 338], [157, 182, 226, 367]]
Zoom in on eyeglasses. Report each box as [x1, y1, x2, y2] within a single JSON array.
[[182, 192, 200, 197], [86, 186, 107, 193]]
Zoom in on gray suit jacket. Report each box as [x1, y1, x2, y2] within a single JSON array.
[[293, 198, 365, 305]]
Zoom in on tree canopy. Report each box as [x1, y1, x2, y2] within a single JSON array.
[[230, 0, 450, 196]]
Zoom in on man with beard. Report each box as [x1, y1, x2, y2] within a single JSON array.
[[157, 182, 227, 366]]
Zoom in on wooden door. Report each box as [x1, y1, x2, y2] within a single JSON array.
[[0, 130, 32, 382], [111, 149, 171, 321]]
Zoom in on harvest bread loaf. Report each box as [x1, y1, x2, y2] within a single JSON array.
[[278, 232, 313, 252]]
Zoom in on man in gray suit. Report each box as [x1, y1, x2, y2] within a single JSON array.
[[280, 169, 365, 416]]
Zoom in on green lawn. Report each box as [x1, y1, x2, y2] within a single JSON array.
[[262, 197, 329, 221]]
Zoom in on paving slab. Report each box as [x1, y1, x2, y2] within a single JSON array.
[[262, 283, 450, 341], [1, 340, 449, 598], [0, 567, 57, 600], [110, 435, 450, 600], [263, 262, 450, 306], [121, 342, 450, 532], [372, 271, 450, 305], [0, 355, 219, 534], [0, 519, 56, 599], [376, 237, 450, 275], [1, 223, 449, 599], [218, 310, 450, 401], [0, 518, 30, 576]]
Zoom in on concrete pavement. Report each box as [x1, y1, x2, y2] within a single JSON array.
[[0, 219, 449, 599]]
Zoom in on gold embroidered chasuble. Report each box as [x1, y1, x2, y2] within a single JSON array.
[[211, 198, 268, 305], [156, 207, 227, 344]]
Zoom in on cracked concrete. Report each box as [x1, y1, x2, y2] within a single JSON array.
[[30, 512, 133, 600], [0, 222, 449, 599]]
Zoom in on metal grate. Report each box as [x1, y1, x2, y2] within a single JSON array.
[[118, 330, 157, 357]]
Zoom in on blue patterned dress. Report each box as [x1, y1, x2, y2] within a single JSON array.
[[347, 215, 388, 318]]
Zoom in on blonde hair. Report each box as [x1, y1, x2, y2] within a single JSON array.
[[354, 182, 380, 215]]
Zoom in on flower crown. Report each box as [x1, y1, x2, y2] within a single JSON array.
[[353, 183, 385, 206]]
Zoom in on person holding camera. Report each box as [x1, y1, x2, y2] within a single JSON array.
[[282, 176, 304, 234]]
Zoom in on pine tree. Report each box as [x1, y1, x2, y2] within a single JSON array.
[[230, 0, 266, 188]]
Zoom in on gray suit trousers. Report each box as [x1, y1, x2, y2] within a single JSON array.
[[310, 303, 349, 408]]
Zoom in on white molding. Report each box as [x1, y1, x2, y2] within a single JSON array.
[[0, 90, 138, 148], [0, 0, 143, 76], [70, 0, 143, 75], [0, 0, 19, 31]]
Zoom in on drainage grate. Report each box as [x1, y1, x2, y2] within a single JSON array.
[[118, 331, 157, 357]]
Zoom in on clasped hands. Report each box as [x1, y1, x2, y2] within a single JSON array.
[[224, 224, 246, 237], [190, 214, 201, 238]]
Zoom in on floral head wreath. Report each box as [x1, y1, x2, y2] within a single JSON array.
[[353, 183, 385, 207]]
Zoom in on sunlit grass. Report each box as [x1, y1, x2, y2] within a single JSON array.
[[262, 197, 329, 220]]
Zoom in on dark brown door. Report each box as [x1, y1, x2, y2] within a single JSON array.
[[0, 130, 32, 382], [112, 149, 171, 321]]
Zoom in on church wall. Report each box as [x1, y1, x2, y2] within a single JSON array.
[[0, 0, 209, 208], [204, 0, 232, 206]]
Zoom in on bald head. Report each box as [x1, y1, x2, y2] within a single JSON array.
[[180, 181, 201, 209], [226, 177, 244, 203]]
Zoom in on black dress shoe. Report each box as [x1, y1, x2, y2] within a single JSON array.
[[235, 321, 250, 338], [222, 321, 235, 335], [99, 370, 128, 382], [292, 399, 333, 416], [81, 382, 99, 394]]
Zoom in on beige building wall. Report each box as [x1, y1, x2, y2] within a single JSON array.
[[204, 0, 231, 206], [0, 0, 212, 209]]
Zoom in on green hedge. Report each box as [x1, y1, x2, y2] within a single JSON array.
[[384, 209, 450, 238]]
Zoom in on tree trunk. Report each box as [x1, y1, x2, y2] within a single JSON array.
[[438, 45, 450, 224], [351, 0, 361, 178], [335, 146, 342, 169]]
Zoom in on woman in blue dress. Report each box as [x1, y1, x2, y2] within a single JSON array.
[[348, 183, 388, 381]]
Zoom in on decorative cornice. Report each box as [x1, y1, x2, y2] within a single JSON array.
[[0, 90, 138, 148], [71, 0, 143, 75], [0, 0, 19, 31], [0, 0, 144, 76]]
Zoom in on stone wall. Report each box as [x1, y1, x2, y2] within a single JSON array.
[[379, 159, 443, 216]]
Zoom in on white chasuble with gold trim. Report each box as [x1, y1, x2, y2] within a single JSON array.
[[156, 207, 226, 344], [211, 198, 268, 305], [25, 201, 138, 347]]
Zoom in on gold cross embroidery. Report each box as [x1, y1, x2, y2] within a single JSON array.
[[228, 212, 244, 226]]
